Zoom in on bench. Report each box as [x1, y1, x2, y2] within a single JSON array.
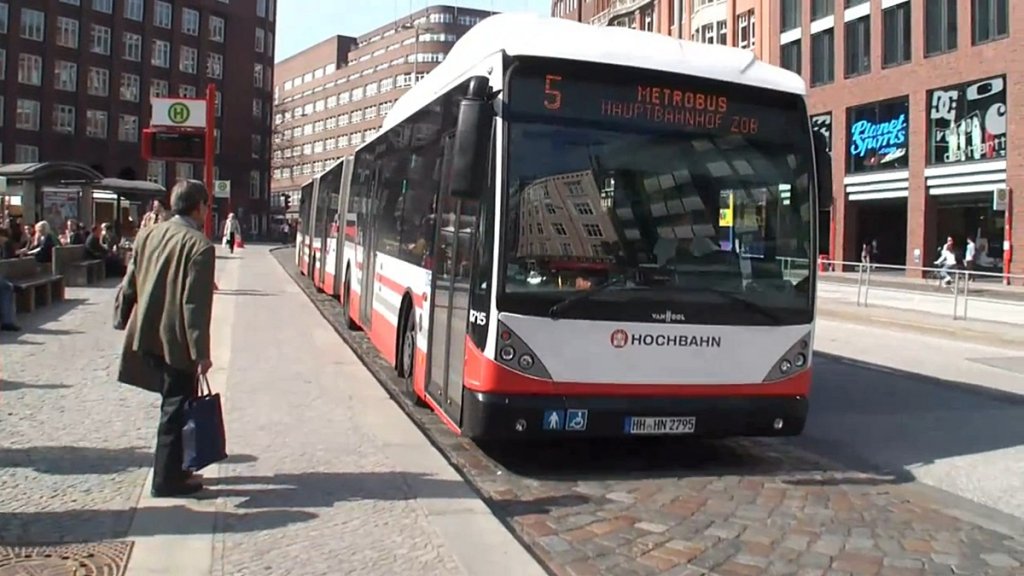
[[0, 257, 65, 314], [52, 245, 106, 286]]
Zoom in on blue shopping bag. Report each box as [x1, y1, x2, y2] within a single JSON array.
[[182, 375, 228, 472]]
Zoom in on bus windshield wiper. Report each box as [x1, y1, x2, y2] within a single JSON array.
[[548, 274, 630, 318]]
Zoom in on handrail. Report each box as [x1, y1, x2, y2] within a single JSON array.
[[812, 258, 1024, 324]]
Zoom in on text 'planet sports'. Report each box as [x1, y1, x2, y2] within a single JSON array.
[[849, 114, 907, 157]]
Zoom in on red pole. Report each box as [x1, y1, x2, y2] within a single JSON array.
[[1004, 189, 1013, 286], [203, 83, 216, 240]]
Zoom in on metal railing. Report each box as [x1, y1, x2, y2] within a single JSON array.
[[814, 259, 1024, 324]]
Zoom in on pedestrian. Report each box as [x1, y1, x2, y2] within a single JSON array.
[[222, 213, 241, 255], [0, 273, 20, 332], [964, 236, 976, 283], [115, 179, 216, 498]]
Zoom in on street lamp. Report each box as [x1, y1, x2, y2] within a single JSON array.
[[399, 22, 439, 82]]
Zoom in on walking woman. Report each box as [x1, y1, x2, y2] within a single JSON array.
[[222, 213, 242, 255]]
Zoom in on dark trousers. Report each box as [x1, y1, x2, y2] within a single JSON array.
[[227, 233, 236, 254], [146, 355, 197, 490]]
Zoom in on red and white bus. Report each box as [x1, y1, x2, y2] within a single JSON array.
[[307, 13, 833, 439]]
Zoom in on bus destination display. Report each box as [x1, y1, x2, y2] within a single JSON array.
[[516, 69, 789, 138]]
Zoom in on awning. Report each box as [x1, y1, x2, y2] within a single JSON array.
[[0, 162, 103, 188], [93, 178, 167, 201]]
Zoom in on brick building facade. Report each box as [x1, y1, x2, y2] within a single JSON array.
[[269, 5, 492, 211], [0, 0, 276, 234]]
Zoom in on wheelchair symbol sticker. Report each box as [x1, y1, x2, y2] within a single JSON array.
[[565, 409, 588, 431]]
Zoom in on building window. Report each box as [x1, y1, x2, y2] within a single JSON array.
[[179, 85, 196, 97], [180, 46, 198, 74], [147, 161, 165, 185], [124, 0, 143, 21], [844, 16, 871, 78], [18, 54, 43, 86], [88, 67, 110, 96], [0, 49, 5, 80], [846, 97, 909, 174], [152, 40, 171, 67], [120, 73, 140, 102], [123, 33, 142, 61], [845, 0, 868, 6], [153, 1, 172, 28], [15, 145, 40, 163], [118, 114, 139, 142], [927, 75, 1007, 165], [780, 41, 801, 74], [20, 8, 45, 41], [207, 53, 223, 79], [150, 79, 169, 98], [253, 98, 262, 119], [250, 171, 261, 198], [175, 163, 194, 180], [882, 3, 911, 67], [925, 0, 957, 56], [810, 29, 835, 87], [737, 11, 756, 50], [253, 63, 264, 88], [257, 0, 267, 18], [53, 105, 76, 134], [93, 0, 113, 13], [57, 17, 79, 48], [86, 110, 109, 138], [255, 28, 266, 52], [210, 16, 225, 42], [781, 0, 800, 32], [182, 8, 199, 35], [54, 61, 78, 91], [90, 24, 112, 55], [16, 99, 41, 131], [972, 0, 1008, 45], [0, 4, 8, 35], [811, 0, 834, 20]]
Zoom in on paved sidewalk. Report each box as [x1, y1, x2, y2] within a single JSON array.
[[1, 246, 544, 576]]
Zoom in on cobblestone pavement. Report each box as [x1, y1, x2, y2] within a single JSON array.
[[207, 249, 470, 576], [273, 248, 1024, 576], [0, 280, 155, 545]]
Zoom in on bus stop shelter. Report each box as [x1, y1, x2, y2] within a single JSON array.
[[0, 162, 104, 225], [89, 178, 167, 236]]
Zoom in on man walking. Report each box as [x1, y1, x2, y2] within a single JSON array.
[[116, 180, 215, 498]]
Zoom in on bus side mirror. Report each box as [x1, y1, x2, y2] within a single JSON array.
[[449, 76, 494, 200], [813, 130, 833, 210]]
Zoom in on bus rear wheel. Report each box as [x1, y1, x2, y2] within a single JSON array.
[[341, 270, 359, 330], [399, 310, 426, 407]]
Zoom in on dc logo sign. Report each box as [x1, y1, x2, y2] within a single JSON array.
[[610, 329, 629, 349]]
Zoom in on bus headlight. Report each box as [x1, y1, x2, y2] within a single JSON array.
[[499, 346, 516, 361], [518, 354, 535, 370], [793, 353, 807, 368], [779, 359, 793, 374]]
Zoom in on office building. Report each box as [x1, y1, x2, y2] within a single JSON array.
[[0, 0, 277, 234], [551, 0, 773, 61], [269, 5, 492, 209], [777, 0, 1020, 277]]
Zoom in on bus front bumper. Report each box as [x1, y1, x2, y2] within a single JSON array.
[[460, 390, 808, 440]]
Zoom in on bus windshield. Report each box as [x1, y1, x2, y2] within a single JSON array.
[[500, 59, 815, 326]]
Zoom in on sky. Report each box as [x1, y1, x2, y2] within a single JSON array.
[[275, 0, 551, 62]]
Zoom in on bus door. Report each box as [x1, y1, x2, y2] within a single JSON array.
[[358, 167, 380, 327], [427, 135, 480, 420]]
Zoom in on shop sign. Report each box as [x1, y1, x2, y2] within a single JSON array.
[[846, 98, 909, 174], [927, 75, 1007, 165], [810, 113, 832, 154]]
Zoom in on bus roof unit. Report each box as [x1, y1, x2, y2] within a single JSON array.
[[380, 12, 806, 135]]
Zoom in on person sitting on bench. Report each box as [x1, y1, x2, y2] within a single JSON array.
[[86, 223, 126, 277]]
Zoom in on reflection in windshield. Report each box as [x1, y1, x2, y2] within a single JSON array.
[[500, 123, 814, 326]]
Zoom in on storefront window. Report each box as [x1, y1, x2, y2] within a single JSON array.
[[846, 97, 909, 174], [926, 74, 1007, 165]]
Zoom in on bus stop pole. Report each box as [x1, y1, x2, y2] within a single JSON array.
[[203, 83, 216, 240]]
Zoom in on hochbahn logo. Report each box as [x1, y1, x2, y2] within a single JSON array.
[[609, 329, 722, 349]]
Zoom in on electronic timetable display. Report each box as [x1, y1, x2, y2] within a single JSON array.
[[506, 60, 803, 141]]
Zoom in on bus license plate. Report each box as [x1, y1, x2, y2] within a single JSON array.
[[626, 416, 696, 435]]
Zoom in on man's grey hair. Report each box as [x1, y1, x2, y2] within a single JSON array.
[[170, 179, 208, 216]]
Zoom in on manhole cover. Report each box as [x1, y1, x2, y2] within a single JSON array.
[[0, 541, 132, 576]]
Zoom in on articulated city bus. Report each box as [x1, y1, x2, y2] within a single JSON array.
[[315, 13, 833, 439]]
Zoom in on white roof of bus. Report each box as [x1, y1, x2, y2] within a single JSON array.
[[378, 12, 806, 135]]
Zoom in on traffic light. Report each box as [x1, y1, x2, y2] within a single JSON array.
[[281, 193, 291, 210]]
